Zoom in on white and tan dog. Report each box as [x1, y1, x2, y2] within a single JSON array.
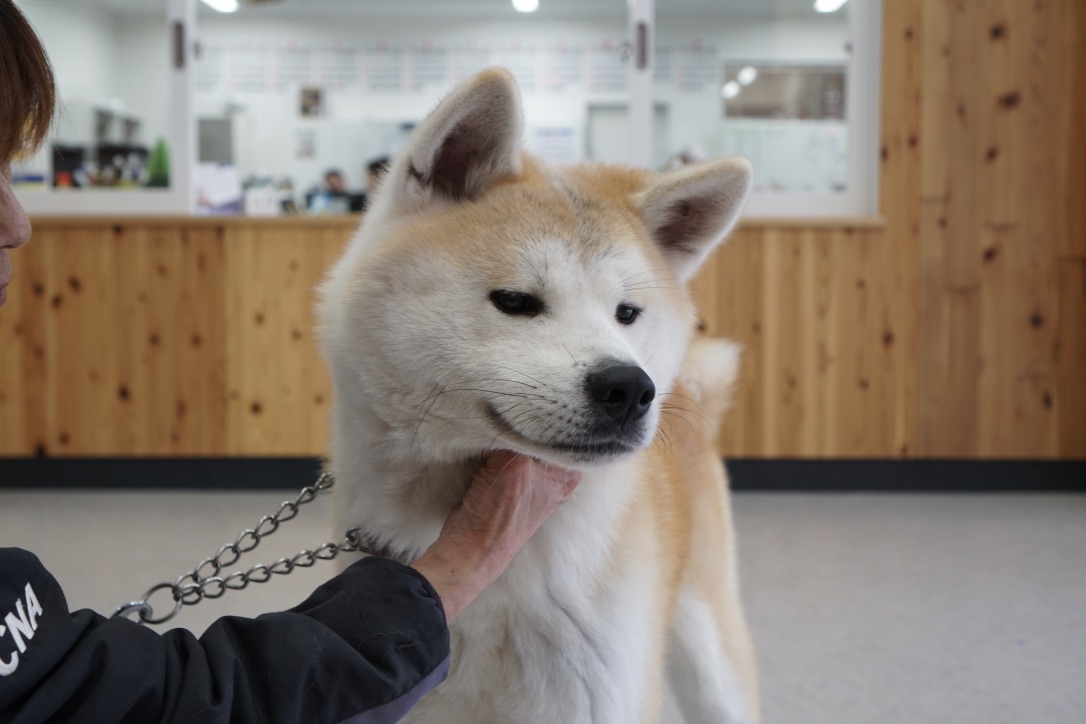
[[317, 68, 758, 724]]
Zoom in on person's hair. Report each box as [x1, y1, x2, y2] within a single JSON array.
[[324, 169, 343, 180], [0, 0, 56, 163]]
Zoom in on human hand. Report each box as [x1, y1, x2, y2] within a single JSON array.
[[411, 452, 581, 622]]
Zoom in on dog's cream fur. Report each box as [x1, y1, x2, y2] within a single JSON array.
[[317, 69, 758, 724]]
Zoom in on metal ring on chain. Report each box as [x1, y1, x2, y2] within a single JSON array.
[[139, 581, 185, 625], [113, 600, 152, 622]]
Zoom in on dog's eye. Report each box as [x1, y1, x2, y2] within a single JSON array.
[[490, 290, 543, 317], [616, 304, 641, 325]]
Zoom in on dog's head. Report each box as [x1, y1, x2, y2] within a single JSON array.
[[318, 69, 751, 469]]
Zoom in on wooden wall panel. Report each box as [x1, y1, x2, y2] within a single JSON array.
[[0, 225, 230, 456], [1, 0, 1083, 460], [910, 0, 1082, 457], [222, 225, 347, 456], [0, 224, 52, 455]]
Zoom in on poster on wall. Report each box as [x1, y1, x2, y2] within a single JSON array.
[[300, 87, 324, 117]]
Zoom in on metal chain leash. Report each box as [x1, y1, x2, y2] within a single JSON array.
[[113, 472, 373, 626]]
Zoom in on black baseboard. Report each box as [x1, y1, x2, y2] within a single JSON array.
[[0, 457, 327, 491], [0, 457, 1083, 493], [725, 460, 1086, 493]]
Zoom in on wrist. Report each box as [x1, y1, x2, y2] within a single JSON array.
[[411, 539, 494, 623]]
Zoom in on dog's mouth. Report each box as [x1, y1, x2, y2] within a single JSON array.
[[484, 403, 644, 462]]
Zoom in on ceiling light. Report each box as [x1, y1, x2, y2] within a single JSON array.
[[512, 0, 539, 12], [722, 81, 741, 100], [200, 0, 239, 12], [737, 66, 757, 85], [814, 0, 849, 12]]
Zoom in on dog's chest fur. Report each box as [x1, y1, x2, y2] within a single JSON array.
[[399, 460, 672, 724]]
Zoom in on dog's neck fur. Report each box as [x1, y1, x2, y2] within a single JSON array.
[[329, 383, 645, 572]]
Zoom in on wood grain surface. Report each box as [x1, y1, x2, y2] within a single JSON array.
[[1, 0, 1082, 459]]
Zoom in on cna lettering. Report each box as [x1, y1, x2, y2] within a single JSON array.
[[1, 583, 44, 676]]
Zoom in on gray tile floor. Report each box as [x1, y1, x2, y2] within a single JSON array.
[[2, 489, 1084, 724]]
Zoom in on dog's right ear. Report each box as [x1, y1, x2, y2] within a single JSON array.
[[395, 68, 523, 207]]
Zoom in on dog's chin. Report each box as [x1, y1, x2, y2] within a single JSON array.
[[549, 439, 648, 467], [483, 403, 652, 469]]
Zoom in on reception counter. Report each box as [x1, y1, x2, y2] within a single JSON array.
[[1, 210, 1081, 461], [1, 216, 356, 458]]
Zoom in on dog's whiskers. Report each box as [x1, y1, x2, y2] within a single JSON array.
[[439, 387, 554, 402], [657, 392, 710, 422], [644, 340, 663, 365], [622, 267, 678, 295], [660, 408, 702, 435], [410, 382, 447, 446], [654, 423, 675, 454], [493, 365, 548, 388], [560, 342, 579, 366]]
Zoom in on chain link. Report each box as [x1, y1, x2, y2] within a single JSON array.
[[113, 472, 375, 626]]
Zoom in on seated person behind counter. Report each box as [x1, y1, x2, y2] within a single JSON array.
[[306, 158, 390, 214], [306, 169, 363, 214]]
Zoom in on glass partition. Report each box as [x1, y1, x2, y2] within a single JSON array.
[[193, 2, 629, 216], [13, 0, 193, 215], [646, 0, 881, 217], [12, 0, 879, 218]]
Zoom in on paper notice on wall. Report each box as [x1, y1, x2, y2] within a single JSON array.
[[542, 43, 584, 92], [320, 45, 361, 91], [587, 42, 626, 94], [451, 46, 493, 85], [495, 45, 539, 93], [195, 44, 225, 95], [674, 43, 719, 92], [295, 128, 317, 159], [195, 163, 242, 215], [717, 120, 849, 194], [408, 45, 449, 91], [275, 46, 316, 91], [366, 46, 405, 93], [228, 45, 271, 94]]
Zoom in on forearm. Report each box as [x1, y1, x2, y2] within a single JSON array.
[[1, 549, 450, 723]]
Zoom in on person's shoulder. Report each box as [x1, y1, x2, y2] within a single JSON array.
[[1, 547, 42, 568], [0, 547, 49, 593]]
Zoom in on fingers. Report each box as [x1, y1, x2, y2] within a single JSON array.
[[532, 458, 582, 503], [475, 451, 581, 509]]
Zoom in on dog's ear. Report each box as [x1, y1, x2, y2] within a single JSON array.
[[397, 68, 523, 206], [636, 157, 753, 282]]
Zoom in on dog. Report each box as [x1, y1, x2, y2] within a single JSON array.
[[317, 68, 758, 724]]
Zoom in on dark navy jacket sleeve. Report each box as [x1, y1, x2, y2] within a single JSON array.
[[0, 547, 450, 724]]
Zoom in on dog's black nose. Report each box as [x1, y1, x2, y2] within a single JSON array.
[[586, 365, 656, 427]]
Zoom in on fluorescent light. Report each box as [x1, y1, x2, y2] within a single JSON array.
[[737, 66, 757, 85], [722, 81, 741, 100], [814, 0, 848, 12], [201, 0, 239, 13], [512, 0, 538, 12]]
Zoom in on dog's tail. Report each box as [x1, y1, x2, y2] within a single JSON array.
[[673, 335, 742, 445]]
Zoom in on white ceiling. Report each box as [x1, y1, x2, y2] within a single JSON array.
[[90, 0, 833, 19]]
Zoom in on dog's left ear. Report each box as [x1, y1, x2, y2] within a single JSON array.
[[636, 157, 753, 282], [396, 68, 523, 206]]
